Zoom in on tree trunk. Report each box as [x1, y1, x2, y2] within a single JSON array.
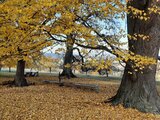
[[49, 67, 52, 73], [60, 35, 76, 78], [14, 60, 28, 87], [109, 0, 160, 113], [9, 67, 11, 72], [60, 46, 77, 78]]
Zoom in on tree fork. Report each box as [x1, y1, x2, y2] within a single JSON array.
[[60, 35, 77, 78]]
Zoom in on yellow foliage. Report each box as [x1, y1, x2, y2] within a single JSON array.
[[64, 63, 71, 68], [128, 33, 150, 41], [114, 50, 156, 70], [0, 0, 159, 72]]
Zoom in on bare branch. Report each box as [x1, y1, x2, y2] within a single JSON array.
[[45, 30, 66, 43]]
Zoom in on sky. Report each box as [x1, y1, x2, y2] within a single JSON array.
[[44, 2, 160, 57]]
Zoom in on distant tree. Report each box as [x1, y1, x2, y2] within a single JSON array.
[[0, 62, 3, 71], [38, 56, 59, 73], [2, 58, 16, 72]]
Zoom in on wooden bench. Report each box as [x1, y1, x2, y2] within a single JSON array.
[[43, 80, 100, 93]]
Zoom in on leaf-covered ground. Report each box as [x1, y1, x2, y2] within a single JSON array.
[[0, 76, 160, 120]]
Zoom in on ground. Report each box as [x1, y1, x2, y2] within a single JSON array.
[[0, 73, 160, 120]]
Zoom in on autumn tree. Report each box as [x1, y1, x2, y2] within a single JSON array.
[[55, 0, 160, 113], [44, 0, 95, 78], [35, 55, 59, 73], [0, 0, 55, 86], [0, 0, 95, 84], [108, 0, 160, 113], [64, 0, 160, 113], [43, 0, 158, 92], [45, 0, 126, 78], [1, 1, 159, 114]]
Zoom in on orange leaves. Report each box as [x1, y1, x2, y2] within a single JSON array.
[[55, 48, 65, 55], [0, 0, 54, 61], [32, 56, 60, 69], [127, 1, 160, 21], [128, 33, 150, 41], [0, 0, 158, 75], [0, 76, 160, 119], [115, 50, 156, 71], [148, 4, 160, 15], [64, 63, 71, 68], [84, 58, 113, 72], [127, 6, 150, 21]]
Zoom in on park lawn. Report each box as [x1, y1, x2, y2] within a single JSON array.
[[0, 76, 160, 120]]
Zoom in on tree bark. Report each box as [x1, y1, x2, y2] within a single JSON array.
[[49, 67, 52, 73], [109, 0, 160, 113], [14, 60, 28, 87], [60, 35, 77, 78], [9, 67, 11, 72], [60, 45, 77, 78]]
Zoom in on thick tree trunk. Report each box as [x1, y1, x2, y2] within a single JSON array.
[[60, 35, 76, 78], [14, 60, 28, 87], [109, 0, 160, 113], [60, 45, 77, 78], [110, 63, 160, 113]]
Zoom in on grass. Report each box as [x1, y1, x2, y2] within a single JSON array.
[[0, 72, 15, 77]]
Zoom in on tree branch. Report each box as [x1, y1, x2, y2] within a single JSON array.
[[75, 42, 113, 54], [45, 30, 66, 43], [72, 47, 84, 63]]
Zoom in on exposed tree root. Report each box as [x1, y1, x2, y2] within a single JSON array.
[[60, 70, 77, 79], [106, 93, 160, 114]]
